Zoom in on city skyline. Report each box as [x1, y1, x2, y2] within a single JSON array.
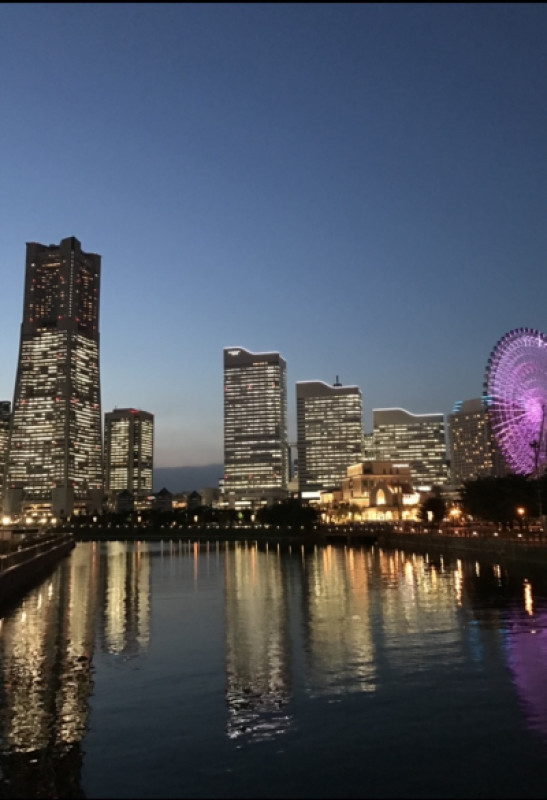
[[1, 4, 546, 468]]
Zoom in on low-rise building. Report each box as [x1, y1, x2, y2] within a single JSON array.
[[321, 460, 421, 522], [153, 487, 172, 512]]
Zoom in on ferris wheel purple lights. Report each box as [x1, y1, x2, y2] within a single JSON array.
[[484, 328, 547, 475]]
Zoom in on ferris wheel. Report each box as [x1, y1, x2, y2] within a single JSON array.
[[484, 328, 547, 475]]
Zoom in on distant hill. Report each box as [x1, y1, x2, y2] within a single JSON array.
[[153, 464, 223, 493]]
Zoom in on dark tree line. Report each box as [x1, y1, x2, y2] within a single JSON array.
[[255, 498, 319, 528], [460, 475, 547, 523], [418, 495, 447, 523], [62, 498, 320, 529]]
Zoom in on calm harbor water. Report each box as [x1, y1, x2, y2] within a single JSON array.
[[1, 539, 547, 798]]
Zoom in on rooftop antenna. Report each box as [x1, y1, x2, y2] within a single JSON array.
[[334, 375, 342, 387]]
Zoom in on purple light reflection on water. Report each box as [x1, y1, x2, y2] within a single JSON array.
[[507, 612, 547, 738]]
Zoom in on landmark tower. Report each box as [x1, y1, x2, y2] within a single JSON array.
[[4, 237, 103, 517]]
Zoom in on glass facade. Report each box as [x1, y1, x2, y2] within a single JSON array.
[[373, 407, 448, 491], [4, 237, 102, 516], [448, 398, 506, 485], [104, 409, 154, 502], [296, 381, 363, 494], [223, 347, 288, 505]]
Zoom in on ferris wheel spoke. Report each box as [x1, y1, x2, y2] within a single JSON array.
[[485, 328, 547, 475]]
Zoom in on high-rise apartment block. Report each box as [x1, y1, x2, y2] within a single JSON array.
[[448, 398, 506, 486], [104, 408, 154, 507], [4, 237, 103, 518], [0, 402, 11, 510], [296, 380, 363, 497], [373, 407, 448, 491], [223, 347, 288, 508]]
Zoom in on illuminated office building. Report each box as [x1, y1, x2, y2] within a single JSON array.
[[223, 347, 288, 508], [4, 237, 103, 518], [296, 379, 363, 497], [104, 408, 154, 508], [448, 397, 506, 486], [373, 407, 448, 490], [0, 402, 11, 509]]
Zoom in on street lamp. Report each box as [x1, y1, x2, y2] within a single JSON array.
[[517, 506, 525, 531]]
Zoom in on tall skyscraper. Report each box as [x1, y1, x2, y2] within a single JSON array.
[[0, 401, 11, 510], [373, 407, 448, 491], [104, 408, 154, 508], [448, 398, 507, 486], [296, 380, 363, 497], [4, 237, 103, 518], [223, 347, 288, 508]]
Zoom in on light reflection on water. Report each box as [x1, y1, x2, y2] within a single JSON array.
[[225, 543, 292, 742], [1, 540, 547, 796]]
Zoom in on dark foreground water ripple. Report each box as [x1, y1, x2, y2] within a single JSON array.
[[1, 540, 547, 797]]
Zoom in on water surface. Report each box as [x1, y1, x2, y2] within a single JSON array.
[[1, 539, 547, 798]]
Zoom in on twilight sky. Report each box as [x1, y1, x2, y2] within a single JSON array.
[[1, 3, 546, 468]]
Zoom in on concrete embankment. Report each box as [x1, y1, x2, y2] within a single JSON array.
[[0, 533, 75, 612], [377, 531, 547, 568]]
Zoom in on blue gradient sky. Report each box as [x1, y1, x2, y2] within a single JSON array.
[[1, 4, 546, 467]]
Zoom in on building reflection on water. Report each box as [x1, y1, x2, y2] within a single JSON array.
[[0, 543, 97, 797], [0, 541, 152, 797], [223, 541, 547, 744], [224, 542, 292, 741], [302, 545, 377, 695], [221, 542, 478, 736], [506, 574, 547, 739], [1, 538, 547, 795], [100, 540, 151, 656]]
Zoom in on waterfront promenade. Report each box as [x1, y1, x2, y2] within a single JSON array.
[[68, 522, 379, 547], [58, 519, 547, 568], [0, 530, 75, 611]]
